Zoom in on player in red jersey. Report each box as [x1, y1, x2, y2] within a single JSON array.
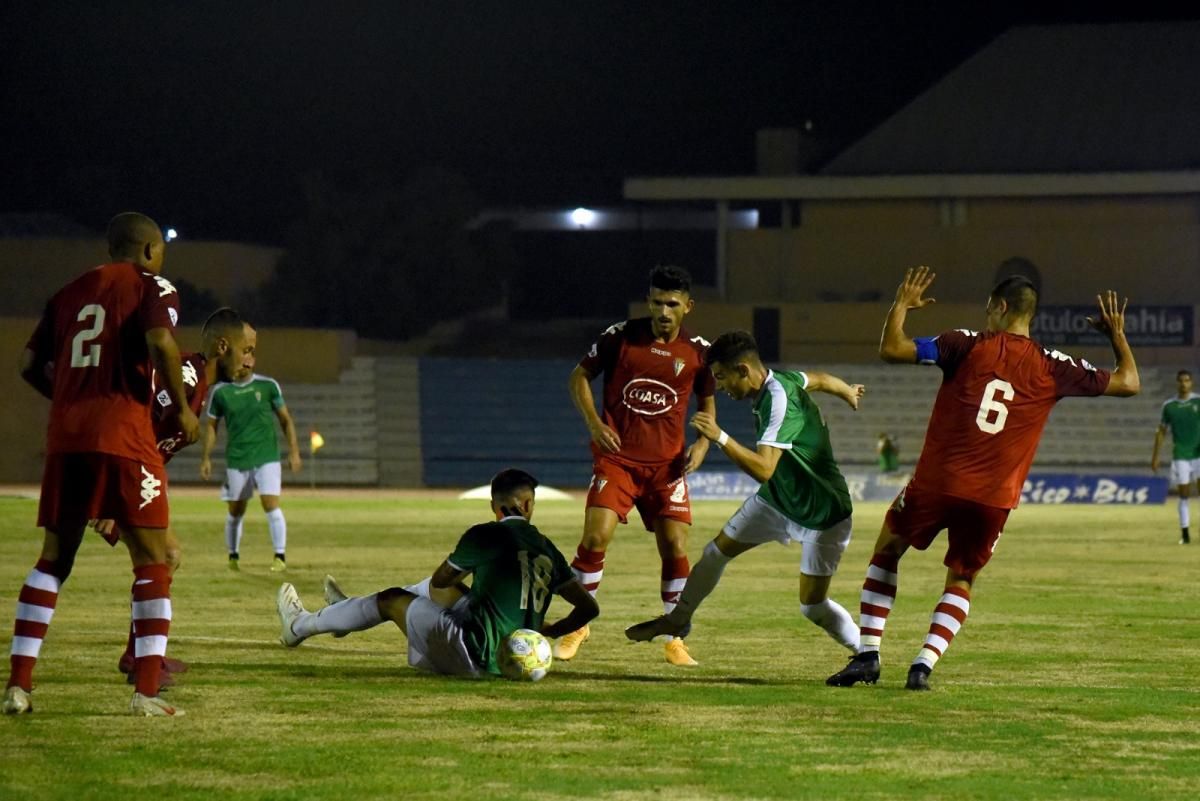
[[827, 267, 1139, 691], [4, 212, 197, 717], [98, 308, 251, 687], [555, 265, 716, 666]]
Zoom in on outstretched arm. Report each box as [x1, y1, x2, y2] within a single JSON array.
[[805, 371, 865, 410], [880, 266, 937, 363], [1087, 291, 1139, 397], [542, 579, 600, 640]]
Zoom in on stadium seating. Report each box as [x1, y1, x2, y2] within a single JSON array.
[[169, 357, 1175, 487]]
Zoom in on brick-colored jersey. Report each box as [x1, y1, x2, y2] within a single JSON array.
[[26, 262, 181, 466], [153, 352, 208, 462], [911, 329, 1111, 509], [579, 318, 714, 466]]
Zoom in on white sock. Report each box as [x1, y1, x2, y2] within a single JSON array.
[[1180, 498, 1191, 529], [666, 541, 731, 625], [225, 514, 244, 555], [293, 594, 383, 638], [266, 508, 287, 555], [800, 598, 860, 652]]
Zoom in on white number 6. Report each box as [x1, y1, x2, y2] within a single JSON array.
[[976, 378, 1014, 434], [70, 304, 106, 368]]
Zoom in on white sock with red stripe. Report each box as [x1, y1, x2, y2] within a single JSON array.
[[570, 546, 605, 598], [225, 514, 244, 556], [666, 541, 730, 625], [858, 553, 899, 653], [7, 559, 63, 692], [914, 586, 971, 670], [801, 598, 859, 651], [660, 556, 690, 642], [131, 564, 172, 697], [292, 594, 383, 638]]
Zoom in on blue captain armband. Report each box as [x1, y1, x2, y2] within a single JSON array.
[[914, 336, 940, 365]]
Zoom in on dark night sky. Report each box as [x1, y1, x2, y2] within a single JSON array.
[[2, 2, 1194, 244]]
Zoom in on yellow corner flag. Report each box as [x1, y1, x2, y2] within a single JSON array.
[[310, 430, 325, 454]]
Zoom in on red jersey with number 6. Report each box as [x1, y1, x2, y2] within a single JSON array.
[[26, 262, 181, 466], [911, 329, 1111, 509], [579, 317, 715, 466]]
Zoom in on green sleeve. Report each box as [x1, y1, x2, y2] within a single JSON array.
[[447, 525, 498, 572], [1161, 405, 1169, 427], [549, 544, 574, 591], [270, 380, 286, 411], [207, 386, 226, 419]]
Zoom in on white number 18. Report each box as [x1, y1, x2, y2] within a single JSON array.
[[975, 378, 1014, 434]]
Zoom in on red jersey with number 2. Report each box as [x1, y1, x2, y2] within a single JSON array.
[[911, 329, 1111, 509], [26, 262, 181, 466], [579, 318, 714, 466]]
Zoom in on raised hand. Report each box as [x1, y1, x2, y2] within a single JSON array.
[[1086, 290, 1128, 340], [844, 383, 866, 411], [895, 266, 937, 311]]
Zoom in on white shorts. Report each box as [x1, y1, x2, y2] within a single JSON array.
[[221, 462, 283, 502], [404, 596, 484, 678], [1169, 459, 1200, 488], [723, 494, 853, 577]]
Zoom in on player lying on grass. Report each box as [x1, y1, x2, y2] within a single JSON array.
[[625, 330, 864, 657], [275, 469, 599, 677]]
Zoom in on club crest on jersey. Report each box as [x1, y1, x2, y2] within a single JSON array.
[[673, 358, 685, 377], [138, 466, 162, 509], [156, 389, 172, 408], [255, 391, 262, 402], [621, 378, 678, 416]]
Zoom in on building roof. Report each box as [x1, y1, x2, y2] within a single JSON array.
[[822, 22, 1200, 176]]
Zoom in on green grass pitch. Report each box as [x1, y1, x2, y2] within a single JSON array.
[[0, 491, 1197, 800]]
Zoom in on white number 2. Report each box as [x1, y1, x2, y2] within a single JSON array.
[[70, 304, 106, 368], [975, 378, 1014, 434]]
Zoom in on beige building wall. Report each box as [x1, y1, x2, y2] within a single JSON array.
[[0, 238, 281, 315], [727, 196, 1200, 306]]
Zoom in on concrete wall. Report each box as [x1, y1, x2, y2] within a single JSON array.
[[726, 196, 1200, 306], [0, 238, 281, 315]]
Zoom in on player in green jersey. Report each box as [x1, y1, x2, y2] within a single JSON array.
[[274, 469, 599, 678], [625, 330, 864, 657], [1151, 369, 1200, 544], [199, 323, 302, 572]]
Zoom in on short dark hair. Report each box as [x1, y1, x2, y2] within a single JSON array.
[[201, 307, 243, 338], [705, 330, 759, 368], [490, 468, 539, 501], [990, 275, 1038, 319], [1178, 370, 1192, 380], [649, 264, 691, 294]]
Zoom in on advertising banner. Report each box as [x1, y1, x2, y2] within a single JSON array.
[[1032, 305, 1192, 347]]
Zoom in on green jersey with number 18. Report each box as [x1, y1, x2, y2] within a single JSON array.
[[446, 517, 575, 676], [752, 369, 853, 531]]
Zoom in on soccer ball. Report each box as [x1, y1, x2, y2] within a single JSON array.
[[500, 628, 553, 682]]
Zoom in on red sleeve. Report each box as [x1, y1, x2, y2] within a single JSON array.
[[934, 329, 979, 371], [1047, 352, 1111, 397], [137, 273, 180, 332], [579, 322, 624, 378]]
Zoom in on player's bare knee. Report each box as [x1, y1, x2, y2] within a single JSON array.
[[798, 574, 832, 606], [261, 495, 281, 512], [376, 587, 416, 623]]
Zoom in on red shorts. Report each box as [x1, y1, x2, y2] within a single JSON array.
[[884, 481, 1010, 577], [586, 456, 691, 531], [38, 453, 169, 531]]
